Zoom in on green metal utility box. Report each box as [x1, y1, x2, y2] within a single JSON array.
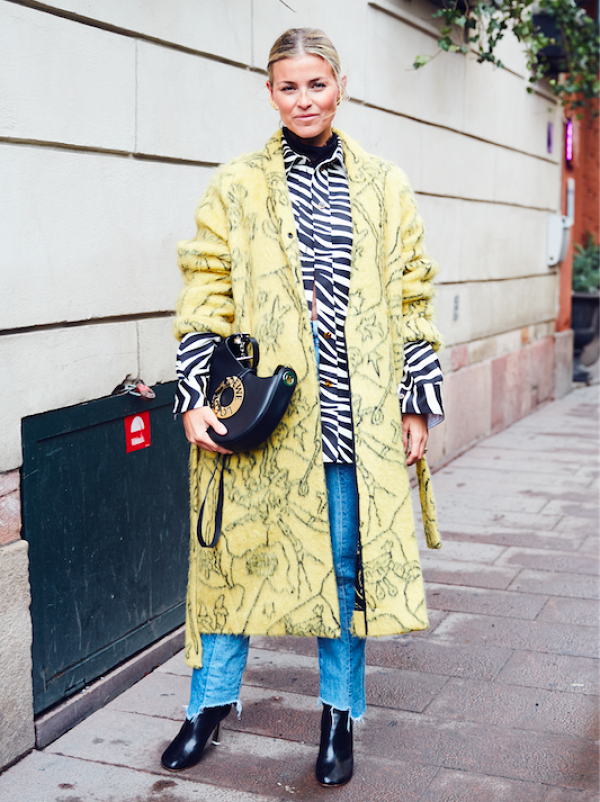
[[21, 383, 190, 715]]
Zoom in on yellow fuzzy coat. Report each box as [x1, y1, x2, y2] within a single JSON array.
[[174, 130, 443, 668]]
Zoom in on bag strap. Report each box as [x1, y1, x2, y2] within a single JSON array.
[[196, 455, 228, 548]]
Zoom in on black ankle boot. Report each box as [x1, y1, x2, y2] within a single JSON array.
[[161, 704, 232, 771], [315, 705, 353, 787]]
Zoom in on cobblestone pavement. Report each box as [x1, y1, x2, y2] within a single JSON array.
[[1, 385, 598, 802]]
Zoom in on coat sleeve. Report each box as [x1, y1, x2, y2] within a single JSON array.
[[173, 173, 235, 341], [385, 167, 443, 352]]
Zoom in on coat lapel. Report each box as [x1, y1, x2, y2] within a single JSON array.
[[262, 131, 304, 291]]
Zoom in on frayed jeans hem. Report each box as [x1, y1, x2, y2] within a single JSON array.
[[318, 696, 365, 724], [186, 699, 242, 721]]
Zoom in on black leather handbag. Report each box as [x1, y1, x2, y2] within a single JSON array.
[[197, 333, 297, 548], [206, 333, 297, 451]]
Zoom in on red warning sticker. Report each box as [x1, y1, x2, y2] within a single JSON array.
[[125, 411, 151, 453]]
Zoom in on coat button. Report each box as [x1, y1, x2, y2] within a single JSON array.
[[324, 380, 333, 388], [324, 332, 332, 339], [288, 232, 293, 238]]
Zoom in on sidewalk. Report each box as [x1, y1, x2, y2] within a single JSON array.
[[1, 385, 598, 802]]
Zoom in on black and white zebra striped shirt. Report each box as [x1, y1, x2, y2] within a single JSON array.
[[283, 132, 355, 461], [174, 132, 444, 458]]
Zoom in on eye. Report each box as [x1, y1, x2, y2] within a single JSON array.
[[313, 82, 327, 89]]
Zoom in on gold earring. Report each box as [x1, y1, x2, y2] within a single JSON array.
[[269, 96, 279, 111]]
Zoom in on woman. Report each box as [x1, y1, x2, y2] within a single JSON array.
[[162, 28, 444, 786]]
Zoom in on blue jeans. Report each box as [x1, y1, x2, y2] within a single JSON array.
[[187, 463, 367, 720]]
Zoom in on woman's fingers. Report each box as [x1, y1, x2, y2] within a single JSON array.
[[402, 413, 429, 466], [182, 408, 233, 454]]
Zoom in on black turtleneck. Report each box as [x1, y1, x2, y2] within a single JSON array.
[[282, 127, 339, 167]]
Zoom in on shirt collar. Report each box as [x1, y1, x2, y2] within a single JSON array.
[[282, 135, 345, 175]]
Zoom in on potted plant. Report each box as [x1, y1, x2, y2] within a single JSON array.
[[572, 234, 600, 382], [412, 0, 600, 115]]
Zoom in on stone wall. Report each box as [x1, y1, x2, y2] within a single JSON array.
[[0, 0, 566, 767]]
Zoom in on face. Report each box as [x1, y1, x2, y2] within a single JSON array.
[[267, 54, 345, 146]]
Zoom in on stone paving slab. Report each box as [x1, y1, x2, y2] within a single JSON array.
[[572, 466, 600, 485], [0, 751, 277, 802], [541, 499, 599, 518], [243, 647, 451, 714], [366, 637, 514, 680], [419, 538, 507, 563], [425, 676, 599, 738], [453, 453, 586, 474], [107, 670, 191, 720], [578, 535, 599, 555], [0, 385, 597, 801], [424, 581, 550, 619], [435, 465, 595, 493], [421, 556, 521, 589], [553, 515, 600, 536], [494, 651, 599, 695], [157, 652, 193, 677], [435, 504, 563, 531], [430, 611, 599, 658], [418, 767, 600, 802], [359, 706, 598, 790], [495, 546, 600, 575], [436, 490, 549, 514], [507, 569, 600, 599], [440, 523, 588, 551], [536, 597, 599, 627]]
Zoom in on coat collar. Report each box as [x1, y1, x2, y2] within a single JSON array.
[[262, 128, 379, 186]]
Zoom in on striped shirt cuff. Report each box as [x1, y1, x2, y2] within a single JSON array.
[[173, 332, 221, 414], [398, 341, 445, 429]]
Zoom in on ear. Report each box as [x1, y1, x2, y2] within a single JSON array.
[[267, 81, 279, 111], [339, 74, 347, 101]]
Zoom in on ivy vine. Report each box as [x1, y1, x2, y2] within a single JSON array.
[[413, 0, 599, 114]]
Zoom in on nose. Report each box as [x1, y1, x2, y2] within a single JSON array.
[[297, 88, 311, 108]]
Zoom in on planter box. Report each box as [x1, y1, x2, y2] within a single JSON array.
[[572, 291, 599, 381]]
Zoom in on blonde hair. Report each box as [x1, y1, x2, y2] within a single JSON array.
[[267, 28, 347, 101]]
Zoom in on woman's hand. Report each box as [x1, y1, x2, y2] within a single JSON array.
[[182, 407, 233, 455], [402, 413, 428, 466]]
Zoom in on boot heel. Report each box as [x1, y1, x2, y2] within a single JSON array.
[[161, 704, 232, 771], [211, 720, 223, 746]]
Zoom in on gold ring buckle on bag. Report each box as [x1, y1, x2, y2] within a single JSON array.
[[212, 376, 244, 419]]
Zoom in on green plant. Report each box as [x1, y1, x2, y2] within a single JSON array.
[[572, 233, 600, 292], [413, 0, 599, 114]]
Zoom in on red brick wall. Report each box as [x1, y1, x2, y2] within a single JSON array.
[[572, 101, 600, 248], [557, 99, 600, 333]]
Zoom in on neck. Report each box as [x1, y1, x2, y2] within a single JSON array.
[[282, 128, 338, 165]]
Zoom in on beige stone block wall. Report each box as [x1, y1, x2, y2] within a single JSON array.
[[0, 540, 35, 768], [0, 145, 213, 330], [51, 0, 253, 64], [136, 42, 273, 162], [0, 3, 135, 149]]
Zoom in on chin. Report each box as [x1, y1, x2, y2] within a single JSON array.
[[290, 123, 330, 144]]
